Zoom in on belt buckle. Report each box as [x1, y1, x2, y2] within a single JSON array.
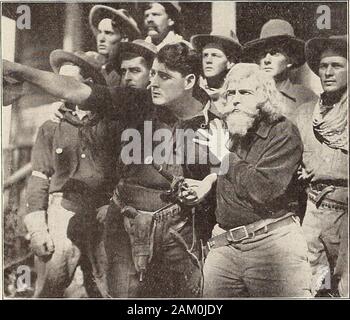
[[227, 225, 249, 243]]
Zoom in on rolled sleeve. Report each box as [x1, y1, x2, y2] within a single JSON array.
[[26, 122, 54, 213]]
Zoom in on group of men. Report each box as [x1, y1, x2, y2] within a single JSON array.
[[3, 2, 348, 299]]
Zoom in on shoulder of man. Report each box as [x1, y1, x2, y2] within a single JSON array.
[[270, 117, 303, 144], [293, 83, 319, 104], [39, 119, 59, 133], [294, 100, 317, 131]]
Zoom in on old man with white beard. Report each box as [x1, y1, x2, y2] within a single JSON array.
[[194, 63, 312, 297]]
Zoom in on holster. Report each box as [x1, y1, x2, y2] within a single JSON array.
[[123, 211, 155, 276]]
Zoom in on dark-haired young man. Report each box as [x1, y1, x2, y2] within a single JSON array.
[[89, 5, 141, 86], [296, 35, 348, 297], [4, 42, 218, 298], [191, 32, 242, 117], [119, 39, 157, 89]]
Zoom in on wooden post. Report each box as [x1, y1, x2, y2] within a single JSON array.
[[211, 2, 236, 36], [63, 3, 83, 52]]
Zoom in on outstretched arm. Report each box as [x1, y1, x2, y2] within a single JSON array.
[[3, 59, 91, 105]]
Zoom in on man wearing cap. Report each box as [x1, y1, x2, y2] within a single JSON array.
[[119, 39, 157, 89], [143, 2, 184, 50], [244, 19, 317, 123], [24, 50, 119, 297], [191, 32, 242, 117], [89, 5, 141, 86], [295, 35, 348, 297], [3, 42, 218, 298]]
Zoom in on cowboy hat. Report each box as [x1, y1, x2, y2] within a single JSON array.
[[50, 50, 106, 85], [191, 32, 242, 60], [89, 5, 141, 40], [244, 19, 305, 68], [120, 39, 157, 63], [305, 35, 347, 75], [143, 2, 181, 20], [160, 2, 181, 20]]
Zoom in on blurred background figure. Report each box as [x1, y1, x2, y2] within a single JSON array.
[[244, 19, 318, 123], [143, 2, 183, 49], [191, 32, 242, 117], [89, 5, 141, 86]]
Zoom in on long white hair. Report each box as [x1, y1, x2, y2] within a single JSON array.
[[223, 63, 285, 123]]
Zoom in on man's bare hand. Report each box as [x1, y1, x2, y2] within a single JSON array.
[[179, 173, 217, 206], [193, 119, 230, 162], [3, 81, 24, 106], [297, 166, 314, 181], [3, 59, 22, 79], [50, 102, 65, 123], [96, 205, 110, 224]]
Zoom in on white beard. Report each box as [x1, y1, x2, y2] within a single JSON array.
[[225, 111, 257, 137]]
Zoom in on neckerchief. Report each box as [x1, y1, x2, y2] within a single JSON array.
[[312, 90, 348, 153], [62, 106, 103, 158], [145, 31, 184, 50]]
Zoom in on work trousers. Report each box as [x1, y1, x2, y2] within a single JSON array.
[[105, 206, 202, 298], [302, 197, 348, 296], [33, 194, 108, 298], [203, 215, 312, 297]]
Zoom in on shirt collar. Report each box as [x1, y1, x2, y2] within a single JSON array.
[[199, 76, 223, 98], [277, 78, 297, 103], [253, 118, 274, 139], [145, 31, 183, 50], [75, 107, 90, 120], [201, 101, 211, 125]]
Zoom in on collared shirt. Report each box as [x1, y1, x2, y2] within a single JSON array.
[[277, 78, 318, 123], [83, 85, 217, 240], [83, 86, 216, 185], [26, 109, 119, 213], [295, 94, 348, 182], [216, 117, 303, 229], [145, 30, 185, 50], [199, 76, 225, 118]]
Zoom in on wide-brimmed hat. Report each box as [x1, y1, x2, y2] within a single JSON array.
[[191, 32, 242, 60], [120, 39, 157, 63], [305, 35, 347, 75], [89, 5, 141, 40], [244, 19, 305, 68], [143, 2, 181, 20], [50, 49, 106, 85], [161, 2, 181, 20]]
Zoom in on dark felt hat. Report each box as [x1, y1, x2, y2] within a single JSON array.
[[305, 35, 347, 75], [120, 39, 157, 63], [89, 5, 141, 40], [244, 19, 305, 68], [191, 32, 242, 60], [161, 2, 181, 20], [50, 49, 106, 85]]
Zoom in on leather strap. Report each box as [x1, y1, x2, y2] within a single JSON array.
[[308, 189, 348, 210], [207, 215, 296, 250]]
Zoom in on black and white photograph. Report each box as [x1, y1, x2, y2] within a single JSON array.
[[1, 0, 348, 302]]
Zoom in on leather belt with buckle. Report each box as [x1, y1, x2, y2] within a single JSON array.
[[207, 215, 296, 250]]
